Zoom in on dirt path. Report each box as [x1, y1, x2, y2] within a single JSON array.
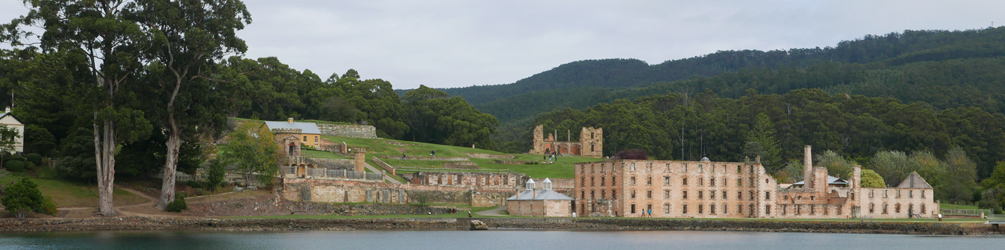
[[476, 206, 507, 216]]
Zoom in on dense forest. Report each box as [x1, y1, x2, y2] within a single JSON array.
[[438, 28, 1005, 149], [2, 1, 1005, 211]]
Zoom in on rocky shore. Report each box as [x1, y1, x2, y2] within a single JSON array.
[[0, 217, 1000, 235]]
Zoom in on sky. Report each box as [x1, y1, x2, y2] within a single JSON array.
[[2, 0, 1004, 90]]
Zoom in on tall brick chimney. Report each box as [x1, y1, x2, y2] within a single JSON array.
[[803, 145, 813, 189]]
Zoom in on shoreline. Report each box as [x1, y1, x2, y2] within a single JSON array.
[[0, 217, 1000, 235]]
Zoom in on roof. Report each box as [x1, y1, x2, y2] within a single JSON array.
[[0, 112, 22, 125], [897, 172, 933, 189], [792, 176, 848, 186], [507, 189, 574, 201], [264, 121, 321, 134]]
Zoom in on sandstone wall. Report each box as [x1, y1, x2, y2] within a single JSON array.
[[282, 178, 514, 207], [317, 124, 377, 139]]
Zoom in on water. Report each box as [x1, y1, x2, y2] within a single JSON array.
[[1, 230, 1003, 250]]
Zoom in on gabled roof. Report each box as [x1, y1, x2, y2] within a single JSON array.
[[792, 176, 848, 186], [507, 189, 574, 201], [897, 172, 933, 189], [0, 112, 22, 125], [264, 121, 321, 134]]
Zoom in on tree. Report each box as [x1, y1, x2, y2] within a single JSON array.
[[4, 0, 153, 216], [860, 169, 886, 188], [129, 0, 252, 210], [1, 178, 45, 218], [979, 162, 1005, 212], [0, 124, 20, 165], [816, 150, 857, 179], [743, 113, 782, 173], [869, 151, 911, 186], [218, 122, 279, 188], [943, 146, 978, 204]]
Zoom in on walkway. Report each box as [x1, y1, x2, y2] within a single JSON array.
[[364, 162, 402, 184], [476, 206, 508, 217]]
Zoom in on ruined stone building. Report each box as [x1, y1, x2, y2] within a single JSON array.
[[573, 146, 939, 219], [507, 178, 575, 217], [529, 125, 602, 158], [574, 157, 776, 218]]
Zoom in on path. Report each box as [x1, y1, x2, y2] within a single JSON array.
[[476, 206, 508, 217], [364, 162, 402, 184]]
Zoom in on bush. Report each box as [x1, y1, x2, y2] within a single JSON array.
[[42, 197, 58, 216], [186, 180, 203, 189], [25, 153, 42, 166], [207, 159, 226, 191], [165, 194, 188, 213], [1, 178, 46, 218], [5, 160, 25, 172]]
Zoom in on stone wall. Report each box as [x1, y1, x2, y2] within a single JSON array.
[[317, 124, 377, 139], [411, 171, 523, 189], [465, 153, 517, 160], [282, 178, 514, 207], [443, 161, 480, 169], [2, 217, 999, 234]]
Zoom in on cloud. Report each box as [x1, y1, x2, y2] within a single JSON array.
[[4, 0, 1004, 89]]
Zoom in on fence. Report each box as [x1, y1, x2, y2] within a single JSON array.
[[940, 208, 993, 217]]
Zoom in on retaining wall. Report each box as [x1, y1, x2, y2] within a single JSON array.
[[317, 124, 377, 139]]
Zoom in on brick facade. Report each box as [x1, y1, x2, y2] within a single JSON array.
[[529, 125, 603, 158]]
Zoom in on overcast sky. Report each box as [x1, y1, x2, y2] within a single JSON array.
[[2, 0, 1003, 89]]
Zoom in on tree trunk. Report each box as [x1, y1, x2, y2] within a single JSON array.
[[95, 115, 118, 216], [157, 114, 181, 209]]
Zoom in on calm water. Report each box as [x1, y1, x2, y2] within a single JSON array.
[[1, 230, 1003, 250]]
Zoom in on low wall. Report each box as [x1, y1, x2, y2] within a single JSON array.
[[372, 157, 396, 175], [282, 178, 515, 207], [2, 217, 999, 234], [466, 153, 517, 160], [317, 124, 377, 139], [443, 162, 479, 169]]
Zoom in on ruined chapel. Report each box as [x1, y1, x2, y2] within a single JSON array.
[[529, 125, 603, 158]]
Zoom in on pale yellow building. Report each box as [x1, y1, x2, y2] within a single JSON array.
[[507, 178, 574, 217], [0, 107, 24, 153]]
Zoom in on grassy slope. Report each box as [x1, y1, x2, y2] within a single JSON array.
[[0, 175, 147, 207], [321, 135, 604, 178]]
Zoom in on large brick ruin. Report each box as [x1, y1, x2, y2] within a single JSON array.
[[529, 125, 602, 158]]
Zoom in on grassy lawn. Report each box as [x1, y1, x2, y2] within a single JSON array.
[[939, 203, 979, 210], [302, 149, 351, 159], [472, 155, 602, 178], [0, 175, 147, 208], [321, 134, 605, 179]]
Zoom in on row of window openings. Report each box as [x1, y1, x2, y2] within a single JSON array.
[[867, 203, 926, 214], [629, 203, 769, 216], [779, 204, 844, 216], [583, 163, 757, 175], [584, 190, 770, 201], [583, 176, 759, 188], [867, 190, 924, 199]]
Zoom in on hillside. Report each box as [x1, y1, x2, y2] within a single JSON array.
[[426, 27, 1005, 136]]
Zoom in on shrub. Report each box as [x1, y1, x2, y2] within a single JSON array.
[[207, 159, 226, 191], [186, 180, 203, 189], [5, 160, 25, 172], [25, 153, 42, 166], [1, 178, 46, 218], [165, 194, 188, 213], [42, 197, 58, 216]]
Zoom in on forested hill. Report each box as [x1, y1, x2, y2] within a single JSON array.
[[434, 27, 1005, 126]]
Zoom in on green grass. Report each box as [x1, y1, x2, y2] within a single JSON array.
[[939, 203, 979, 210], [301, 150, 351, 159], [320, 134, 605, 178], [0, 174, 147, 208]]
